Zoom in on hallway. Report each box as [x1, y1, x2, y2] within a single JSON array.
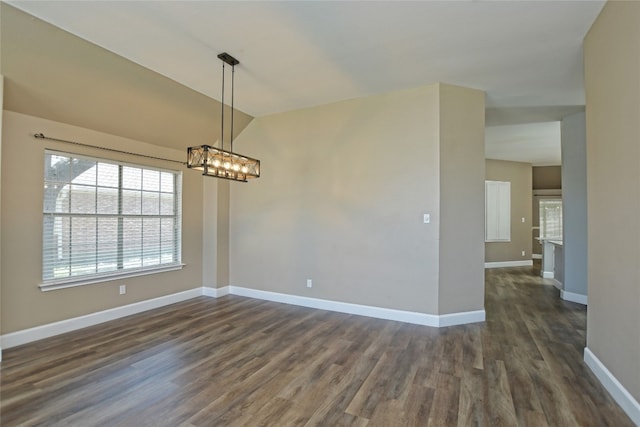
[[482, 265, 629, 425]]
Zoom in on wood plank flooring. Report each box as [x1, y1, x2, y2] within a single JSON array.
[[0, 266, 634, 426]]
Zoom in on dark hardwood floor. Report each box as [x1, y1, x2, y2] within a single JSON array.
[[0, 266, 633, 426]]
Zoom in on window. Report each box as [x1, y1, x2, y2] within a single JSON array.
[[539, 199, 562, 240], [485, 180, 511, 242], [42, 150, 182, 290]]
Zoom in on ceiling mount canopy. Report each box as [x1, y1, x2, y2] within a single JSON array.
[[187, 52, 260, 182]]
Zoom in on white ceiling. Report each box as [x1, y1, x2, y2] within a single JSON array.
[[7, 0, 603, 165], [486, 122, 562, 166]]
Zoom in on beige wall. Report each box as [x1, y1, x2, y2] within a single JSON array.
[[485, 159, 533, 263], [202, 178, 219, 288], [202, 179, 230, 289], [0, 2, 255, 334], [216, 180, 231, 286], [0, 3, 253, 152], [584, 0, 640, 403], [0, 75, 4, 356], [1, 111, 204, 333], [229, 83, 485, 316], [532, 166, 561, 190], [438, 84, 485, 314]]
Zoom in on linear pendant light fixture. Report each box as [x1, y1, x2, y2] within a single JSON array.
[[187, 52, 260, 182]]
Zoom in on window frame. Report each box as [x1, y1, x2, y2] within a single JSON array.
[[40, 150, 183, 292], [539, 198, 563, 240]]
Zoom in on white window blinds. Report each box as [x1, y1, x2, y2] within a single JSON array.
[[42, 150, 182, 288], [485, 180, 511, 242], [539, 199, 563, 240]]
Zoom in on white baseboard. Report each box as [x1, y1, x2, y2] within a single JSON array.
[[438, 310, 487, 327], [1, 284, 487, 350], [484, 260, 533, 269], [1, 288, 203, 349], [202, 286, 229, 298], [225, 286, 485, 327], [584, 347, 640, 425], [542, 271, 555, 279], [552, 278, 563, 290], [532, 254, 542, 259], [561, 290, 587, 305]]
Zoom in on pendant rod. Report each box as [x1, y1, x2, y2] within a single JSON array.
[[220, 61, 225, 152], [216, 52, 240, 154], [33, 133, 186, 165], [231, 63, 235, 154]]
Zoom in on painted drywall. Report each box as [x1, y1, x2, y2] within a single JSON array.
[[1, 111, 204, 333], [533, 166, 561, 190], [584, 0, 640, 403], [0, 75, 4, 359], [561, 112, 587, 299], [202, 178, 219, 288], [216, 180, 230, 286], [0, 3, 253, 152], [438, 84, 485, 315], [229, 83, 485, 317], [485, 159, 533, 263], [201, 176, 231, 289], [230, 84, 441, 314]]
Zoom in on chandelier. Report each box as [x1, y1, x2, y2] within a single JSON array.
[[187, 52, 260, 182]]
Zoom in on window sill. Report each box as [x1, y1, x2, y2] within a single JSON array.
[[39, 264, 186, 292]]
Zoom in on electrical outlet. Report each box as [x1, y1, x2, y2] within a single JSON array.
[[306, 279, 312, 288], [522, 217, 526, 223], [521, 251, 526, 257], [119, 285, 126, 295]]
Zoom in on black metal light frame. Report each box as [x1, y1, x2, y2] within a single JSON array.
[[187, 52, 260, 182]]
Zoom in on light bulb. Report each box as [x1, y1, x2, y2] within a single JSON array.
[[212, 159, 221, 168], [232, 164, 240, 172], [224, 161, 231, 169], [241, 166, 249, 174]]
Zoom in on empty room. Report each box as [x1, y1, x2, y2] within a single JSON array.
[[0, 1, 638, 426]]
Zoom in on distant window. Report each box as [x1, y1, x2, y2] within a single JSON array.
[[485, 180, 511, 242], [539, 199, 563, 240], [42, 150, 182, 289]]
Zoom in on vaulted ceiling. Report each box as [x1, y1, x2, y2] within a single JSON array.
[[3, 1, 604, 163]]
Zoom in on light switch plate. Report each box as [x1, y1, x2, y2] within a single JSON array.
[[423, 214, 430, 224]]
